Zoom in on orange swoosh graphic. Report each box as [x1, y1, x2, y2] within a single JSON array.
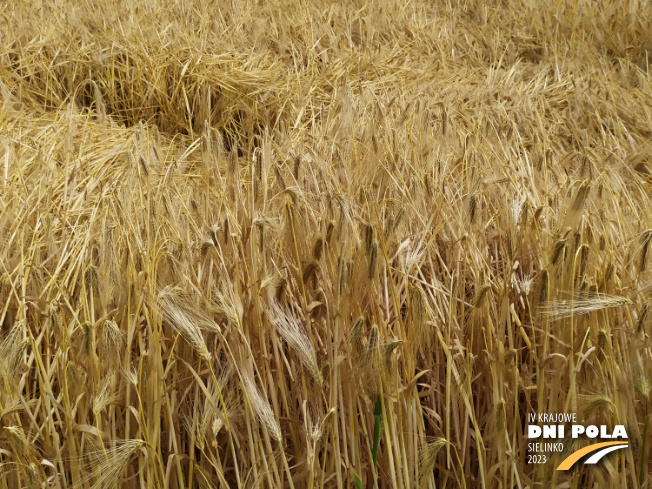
[[556, 441, 628, 470]]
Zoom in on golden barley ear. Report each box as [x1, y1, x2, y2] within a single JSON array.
[[551, 239, 566, 266], [580, 394, 615, 420], [349, 315, 366, 358], [364, 324, 380, 369], [571, 180, 591, 212], [75, 439, 145, 489], [634, 352, 652, 399], [0, 320, 29, 390], [416, 439, 447, 489], [469, 191, 478, 223], [408, 284, 430, 348], [577, 244, 590, 281], [325, 220, 335, 244], [383, 339, 403, 371], [539, 291, 632, 321], [275, 276, 288, 303], [638, 300, 652, 333], [269, 301, 323, 385], [364, 223, 374, 253], [641, 229, 652, 272], [4, 426, 41, 472], [100, 319, 125, 369], [312, 236, 324, 261], [302, 260, 320, 288], [241, 371, 282, 442], [92, 373, 120, 416], [368, 241, 379, 279], [473, 284, 491, 309], [155, 288, 220, 361], [597, 329, 610, 362]]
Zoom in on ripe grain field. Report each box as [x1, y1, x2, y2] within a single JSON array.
[[1, 0, 652, 488]]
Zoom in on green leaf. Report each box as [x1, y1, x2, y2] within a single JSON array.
[[372, 394, 384, 470], [353, 472, 363, 489]]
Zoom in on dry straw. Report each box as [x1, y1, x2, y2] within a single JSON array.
[[1, 0, 652, 487]]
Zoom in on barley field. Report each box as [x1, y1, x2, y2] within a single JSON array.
[[1, 0, 652, 488]]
